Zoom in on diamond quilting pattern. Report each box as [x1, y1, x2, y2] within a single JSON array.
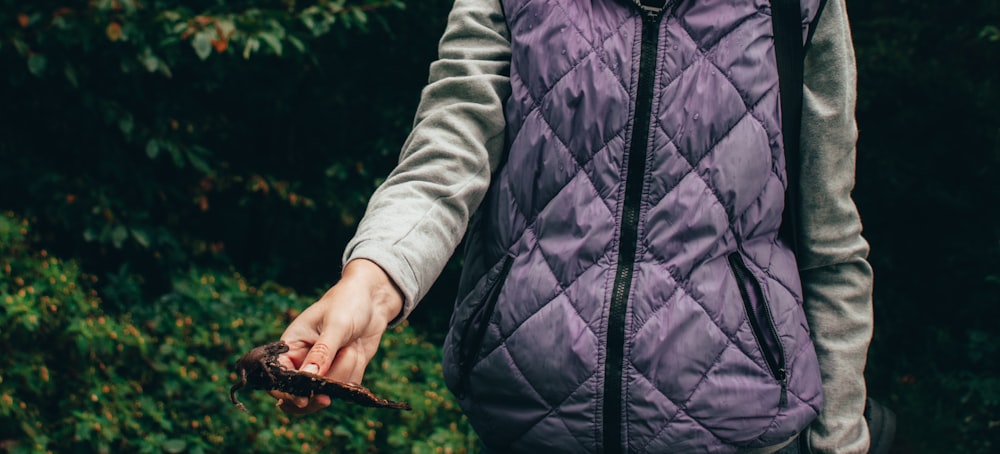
[[506, 110, 586, 219], [504, 295, 599, 407], [695, 115, 774, 222], [510, 372, 601, 451], [675, 0, 768, 51], [534, 173, 615, 289], [536, 55, 631, 166], [655, 57, 752, 168], [456, 0, 825, 450], [642, 172, 731, 279], [624, 364, 682, 452], [629, 288, 731, 403], [682, 344, 784, 442]]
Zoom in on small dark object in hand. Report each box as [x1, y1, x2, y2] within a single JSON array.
[[229, 341, 411, 414]]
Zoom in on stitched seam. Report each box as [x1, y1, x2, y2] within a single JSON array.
[[549, 0, 637, 94], [550, 0, 597, 48], [629, 285, 683, 339], [516, 117, 623, 224], [655, 16, 700, 93], [785, 342, 822, 415], [589, 12, 639, 94], [477, 230, 607, 361], [549, 393, 597, 451], [515, 8, 617, 113], [508, 0, 537, 23], [677, 5, 764, 63], [743, 252, 801, 305], [671, 20, 777, 142], [632, 252, 775, 376], [636, 343, 731, 452], [702, 48, 777, 139], [517, 2, 636, 115], [646, 111, 757, 243], [506, 368, 599, 446]]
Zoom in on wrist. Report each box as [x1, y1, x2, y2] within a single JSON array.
[[341, 259, 404, 323]]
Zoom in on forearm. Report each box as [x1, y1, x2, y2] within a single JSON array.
[[342, 0, 511, 323], [798, 0, 874, 452]]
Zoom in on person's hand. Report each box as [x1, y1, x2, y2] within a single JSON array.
[[269, 259, 403, 415]]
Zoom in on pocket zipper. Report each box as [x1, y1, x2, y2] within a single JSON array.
[[727, 252, 788, 406]]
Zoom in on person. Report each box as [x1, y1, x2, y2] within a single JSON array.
[[271, 0, 874, 452]]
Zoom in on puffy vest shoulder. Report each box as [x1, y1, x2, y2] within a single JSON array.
[[443, 0, 825, 451]]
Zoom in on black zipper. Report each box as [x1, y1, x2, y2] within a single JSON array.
[[456, 254, 514, 398], [603, 10, 663, 454], [727, 252, 788, 406]]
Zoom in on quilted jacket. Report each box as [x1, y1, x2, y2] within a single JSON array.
[[441, 0, 825, 451]]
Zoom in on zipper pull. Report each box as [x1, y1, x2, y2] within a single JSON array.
[[777, 368, 788, 407]]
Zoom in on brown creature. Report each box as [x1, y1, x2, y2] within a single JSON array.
[[229, 341, 411, 414]]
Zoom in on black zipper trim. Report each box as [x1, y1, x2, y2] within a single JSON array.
[[727, 252, 788, 406], [456, 254, 514, 398], [603, 11, 663, 453]]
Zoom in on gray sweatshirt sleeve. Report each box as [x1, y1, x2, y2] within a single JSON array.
[[342, 0, 510, 319], [798, 0, 875, 452], [345, 0, 873, 451]]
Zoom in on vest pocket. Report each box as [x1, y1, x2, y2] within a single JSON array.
[[727, 252, 788, 405], [456, 254, 514, 395]]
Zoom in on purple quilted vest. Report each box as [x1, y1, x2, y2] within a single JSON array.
[[443, 0, 824, 451]]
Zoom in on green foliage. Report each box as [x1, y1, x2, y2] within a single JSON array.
[[0, 213, 477, 453], [0, 0, 452, 294], [981, 25, 1000, 42], [846, 0, 1000, 451]]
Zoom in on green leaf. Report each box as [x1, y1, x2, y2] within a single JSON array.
[[287, 35, 306, 54], [186, 148, 212, 174], [215, 19, 235, 38], [139, 48, 160, 73], [12, 38, 29, 57], [242, 37, 260, 60], [167, 142, 185, 168], [192, 31, 213, 61], [130, 228, 151, 248], [980, 25, 1000, 42], [352, 8, 368, 26], [146, 139, 160, 159], [64, 64, 79, 88], [111, 225, 128, 248], [27, 54, 47, 76], [162, 439, 186, 453], [118, 114, 135, 137], [257, 32, 282, 56]]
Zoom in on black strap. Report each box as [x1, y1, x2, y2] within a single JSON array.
[[772, 0, 805, 257]]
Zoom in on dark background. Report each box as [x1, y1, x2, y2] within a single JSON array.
[[1, 0, 997, 452]]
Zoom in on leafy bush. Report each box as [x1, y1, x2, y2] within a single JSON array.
[[847, 0, 1000, 451], [0, 212, 477, 453], [0, 0, 453, 296]]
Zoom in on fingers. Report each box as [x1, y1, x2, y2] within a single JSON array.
[[268, 390, 331, 415], [326, 342, 370, 385], [269, 343, 372, 414], [298, 324, 349, 377]]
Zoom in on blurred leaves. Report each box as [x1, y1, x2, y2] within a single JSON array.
[[0, 213, 477, 452], [847, 0, 1000, 452], [982, 25, 1000, 42], [0, 0, 449, 291]]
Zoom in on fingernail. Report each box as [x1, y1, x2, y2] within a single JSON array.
[[302, 363, 319, 374], [295, 397, 308, 408]]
